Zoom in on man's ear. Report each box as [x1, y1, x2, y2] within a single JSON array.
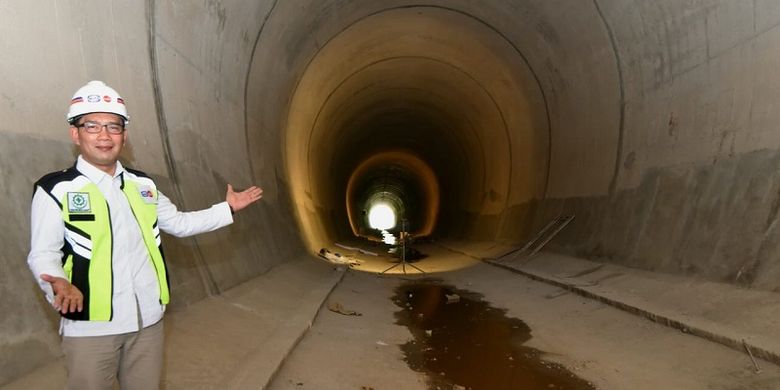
[[69, 126, 80, 146]]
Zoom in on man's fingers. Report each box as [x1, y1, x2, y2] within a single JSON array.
[[228, 185, 262, 196], [62, 297, 70, 314], [68, 297, 79, 313], [249, 187, 263, 198], [57, 292, 83, 313], [52, 294, 64, 311], [239, 187, 262, 202], [71, 292, 83, 313], [42, 275, 83, 313], [226, 184, 264, 213]]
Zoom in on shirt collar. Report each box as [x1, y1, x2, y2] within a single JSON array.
[[76, 155, 125, 184]]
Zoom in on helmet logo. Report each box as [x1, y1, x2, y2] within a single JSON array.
[[103, 95, 112, 103], [87, 95, 101, 103]]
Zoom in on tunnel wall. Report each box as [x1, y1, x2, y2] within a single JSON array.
[[539, 0, 780, 292], [0, 1, 304, 384]]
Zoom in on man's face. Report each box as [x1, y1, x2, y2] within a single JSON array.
[[69, 112, 127, 174]]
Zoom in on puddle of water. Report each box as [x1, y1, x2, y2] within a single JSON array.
[[393, 280, 595, 390]]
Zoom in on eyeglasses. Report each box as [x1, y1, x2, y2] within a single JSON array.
[[77, 121, 125, 134]]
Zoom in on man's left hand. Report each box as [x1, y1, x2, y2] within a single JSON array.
[[226, 184, 263, 213]]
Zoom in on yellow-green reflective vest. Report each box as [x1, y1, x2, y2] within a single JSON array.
[[35, 165, 170, 321]]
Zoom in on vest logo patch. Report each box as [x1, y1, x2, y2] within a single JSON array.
[[138, 185, 157, 204], [67, 192, 91, 213]]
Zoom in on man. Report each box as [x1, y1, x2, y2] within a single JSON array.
[[27, 80, 263, 389]]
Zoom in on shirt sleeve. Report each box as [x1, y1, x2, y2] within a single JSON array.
[[156, 190, 234, 238], [27, 186, 67, 303]]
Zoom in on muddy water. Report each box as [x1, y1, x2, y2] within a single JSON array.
[[393, 280, 595, 390]]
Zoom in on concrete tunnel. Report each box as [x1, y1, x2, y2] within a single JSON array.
[[4, 0, 780, 384]]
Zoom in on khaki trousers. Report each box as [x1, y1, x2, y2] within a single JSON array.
[[61, 320, 164, 390]]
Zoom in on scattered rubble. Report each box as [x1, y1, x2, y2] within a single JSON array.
[[318, 248, 363, 267], [335, 242, 378, 256], [327, 301, 362, 316]]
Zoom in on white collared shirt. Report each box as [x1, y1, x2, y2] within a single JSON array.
[[27, 156, 233, 337]]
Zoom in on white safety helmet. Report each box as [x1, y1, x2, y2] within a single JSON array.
[[66, 80, 129, 125]]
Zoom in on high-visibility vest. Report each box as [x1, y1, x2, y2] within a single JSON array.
[[35, 165, 169, 321]]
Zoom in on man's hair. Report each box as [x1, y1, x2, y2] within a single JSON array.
[[68, 114, 84, 126]]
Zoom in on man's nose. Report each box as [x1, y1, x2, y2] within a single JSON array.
[[96, 127, 112, 139]]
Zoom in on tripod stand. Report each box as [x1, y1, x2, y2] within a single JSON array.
[[380, 220, 426, 275]]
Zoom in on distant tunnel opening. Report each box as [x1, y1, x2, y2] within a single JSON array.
[[280, 6, 551, 262], [346, 150, 439, 241]]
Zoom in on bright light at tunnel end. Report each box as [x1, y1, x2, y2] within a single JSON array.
[[368, 203, 396, 230]]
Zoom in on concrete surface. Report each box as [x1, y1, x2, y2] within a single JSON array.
[[444, 242, 780, 367], [2, 256, 343, 390], [4, 0, 780, 384], [491, 252, 780, 366], [340, 239, 780, 370], [271, 254, 780, 390], [5, 248, 780, 388]]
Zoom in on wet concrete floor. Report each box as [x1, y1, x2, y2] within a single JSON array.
[[394, 279, 595, 390]]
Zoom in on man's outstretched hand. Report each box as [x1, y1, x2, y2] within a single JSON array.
[[40, 274, 83, 314], [226, 184, 263, 213]]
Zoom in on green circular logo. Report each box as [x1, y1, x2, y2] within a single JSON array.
[[73, 194, 86, 208]]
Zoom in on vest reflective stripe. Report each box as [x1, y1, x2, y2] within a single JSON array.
[[121, 179, 170, 304], [48, 169, 169, 321], [60, 183, 113, 321]]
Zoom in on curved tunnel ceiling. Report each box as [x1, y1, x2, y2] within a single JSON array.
[[279, 6, 552, 252]]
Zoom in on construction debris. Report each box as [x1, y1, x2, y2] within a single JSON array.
[[743, 339, 761, 373], [327, 302, 362, 316], [445, 293, 461, 304], [318, 248, 363, 267], [335, 242, 378, 256], [501, 214, 575, 262]]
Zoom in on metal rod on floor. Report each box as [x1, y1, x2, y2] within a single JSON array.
[[743, 339, 761, 373]]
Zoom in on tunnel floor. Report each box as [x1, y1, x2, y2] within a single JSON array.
[[9, 253, 780, 390], [9, 253, 780, 389], [269, 260, 780, 390], [317, 239, 482, 275], [393, 279, 595, 389]]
